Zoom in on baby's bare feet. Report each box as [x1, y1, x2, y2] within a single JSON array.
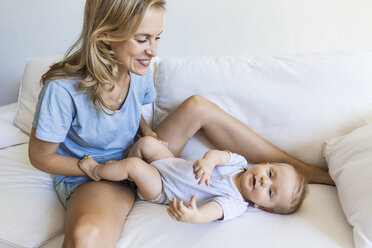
[[79, 154, 101, 181]]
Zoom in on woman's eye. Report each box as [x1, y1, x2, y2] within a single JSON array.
[[155, 36, 161, 40], [137, 39, 147, 43]]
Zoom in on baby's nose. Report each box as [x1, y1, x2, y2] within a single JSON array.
[[260, 176, 271, 187]]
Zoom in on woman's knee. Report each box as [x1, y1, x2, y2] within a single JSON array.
[[182, 95, 219, 121], [184, 95, 215, 112], [66, 216, 108, 248]]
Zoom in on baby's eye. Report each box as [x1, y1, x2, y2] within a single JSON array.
[[269, 170, 273, 178], [268, 188, 273, 197]]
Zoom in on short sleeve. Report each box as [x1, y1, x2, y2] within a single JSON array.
[[142, 68, 156, 105], [212, 197, 248, 222], [32, 81, 76, 143], [225, 151, 248, 169]]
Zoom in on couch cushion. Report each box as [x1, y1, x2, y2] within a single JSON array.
[[14, 56, 62, 135], [324, 124, 372, 248], [0, 118, 28, 149], [0, 144, 65, 247], [153, 51, 372, 169]]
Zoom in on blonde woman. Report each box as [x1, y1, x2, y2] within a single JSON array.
[[29, 0, 333, 247], [30, 0, 166, 247]]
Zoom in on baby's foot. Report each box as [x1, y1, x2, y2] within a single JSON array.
[[79, 154, 101, 181]]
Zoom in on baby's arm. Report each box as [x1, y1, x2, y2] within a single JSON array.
[[167, 196, 223, 224], [193, 150, 230, 186]]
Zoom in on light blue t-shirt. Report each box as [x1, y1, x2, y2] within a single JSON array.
[[32, 70, 156, 164], [151, 152, 250, 222]]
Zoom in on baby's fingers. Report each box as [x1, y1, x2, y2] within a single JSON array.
[[167, 208, 178, 220]]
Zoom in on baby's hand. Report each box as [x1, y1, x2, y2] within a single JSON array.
[[167, 196, 200, 223], [192, 159, 215, 186], [79, 154, 101, 181]]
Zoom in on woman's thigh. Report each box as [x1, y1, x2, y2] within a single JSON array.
[[63, 180, 135, 248], [155, 95, 248, 157]]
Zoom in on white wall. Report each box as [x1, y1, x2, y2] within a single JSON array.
[[0, 0, 85, 105], [1, 0, 372, 105]]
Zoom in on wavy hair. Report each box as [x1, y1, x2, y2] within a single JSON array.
[[41, 0, 166, 113]]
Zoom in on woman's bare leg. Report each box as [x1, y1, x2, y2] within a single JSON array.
[[62, 181, 135, 248], [155, 95, 334, 185]]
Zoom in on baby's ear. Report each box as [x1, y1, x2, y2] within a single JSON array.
[[253, 204, 272, 212]]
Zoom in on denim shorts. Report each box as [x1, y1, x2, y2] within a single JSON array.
[[54, 141, 137, 209]]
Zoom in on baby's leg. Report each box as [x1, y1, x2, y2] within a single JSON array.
[[81, 157, 162, 200], [128, 136, 175, 163], [100, 157, 163, 200], [79, 154, 102, 181]]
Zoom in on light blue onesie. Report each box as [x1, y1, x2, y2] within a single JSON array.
[[32, 70, 156, 206], [141, 152, 250, 222]]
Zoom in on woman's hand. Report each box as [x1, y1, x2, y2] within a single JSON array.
[[144, 130, 168, 148], [193, 159, 215, 186], [139, 116, 168, 147]]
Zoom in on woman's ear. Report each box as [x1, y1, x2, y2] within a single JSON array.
[[100, 33, 110, 46]]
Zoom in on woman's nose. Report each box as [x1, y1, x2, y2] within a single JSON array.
[[146, 42, 157, 57]]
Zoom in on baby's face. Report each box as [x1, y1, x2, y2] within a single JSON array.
[[238, 163, 297, 210]]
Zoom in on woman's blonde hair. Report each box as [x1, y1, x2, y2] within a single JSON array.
[[41, 0, 166, 113]]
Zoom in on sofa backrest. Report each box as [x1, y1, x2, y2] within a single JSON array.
[[152, 51, 372, 169]]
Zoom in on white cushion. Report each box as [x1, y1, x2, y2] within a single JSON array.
[[0, 118, 28, 149], [324, 124, 372, 248], [153, 51, 372, 169], [14, 56, 62, 135], [0, 144, 65, 247]]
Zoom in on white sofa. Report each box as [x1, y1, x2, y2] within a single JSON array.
[[1, 51, 372, 248]]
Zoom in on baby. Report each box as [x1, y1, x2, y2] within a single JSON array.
[[79, 136, 308, 223]]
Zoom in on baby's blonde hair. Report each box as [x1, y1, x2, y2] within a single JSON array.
[[266, 163, 308, 214], [41, 0, 166, 114]]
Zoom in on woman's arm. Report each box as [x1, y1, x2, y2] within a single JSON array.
[[29, 127, 86, 176], [139, 115, 168, 147], [139, 115, 156, 137]]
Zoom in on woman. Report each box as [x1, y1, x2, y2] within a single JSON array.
[[29, 0, 332, 247], [30, 0, 166, 247]]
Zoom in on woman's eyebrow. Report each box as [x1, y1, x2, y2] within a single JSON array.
[[135, 30, 163, 37]]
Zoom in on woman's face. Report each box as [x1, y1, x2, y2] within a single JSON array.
[[110, 7, 164, 77]]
